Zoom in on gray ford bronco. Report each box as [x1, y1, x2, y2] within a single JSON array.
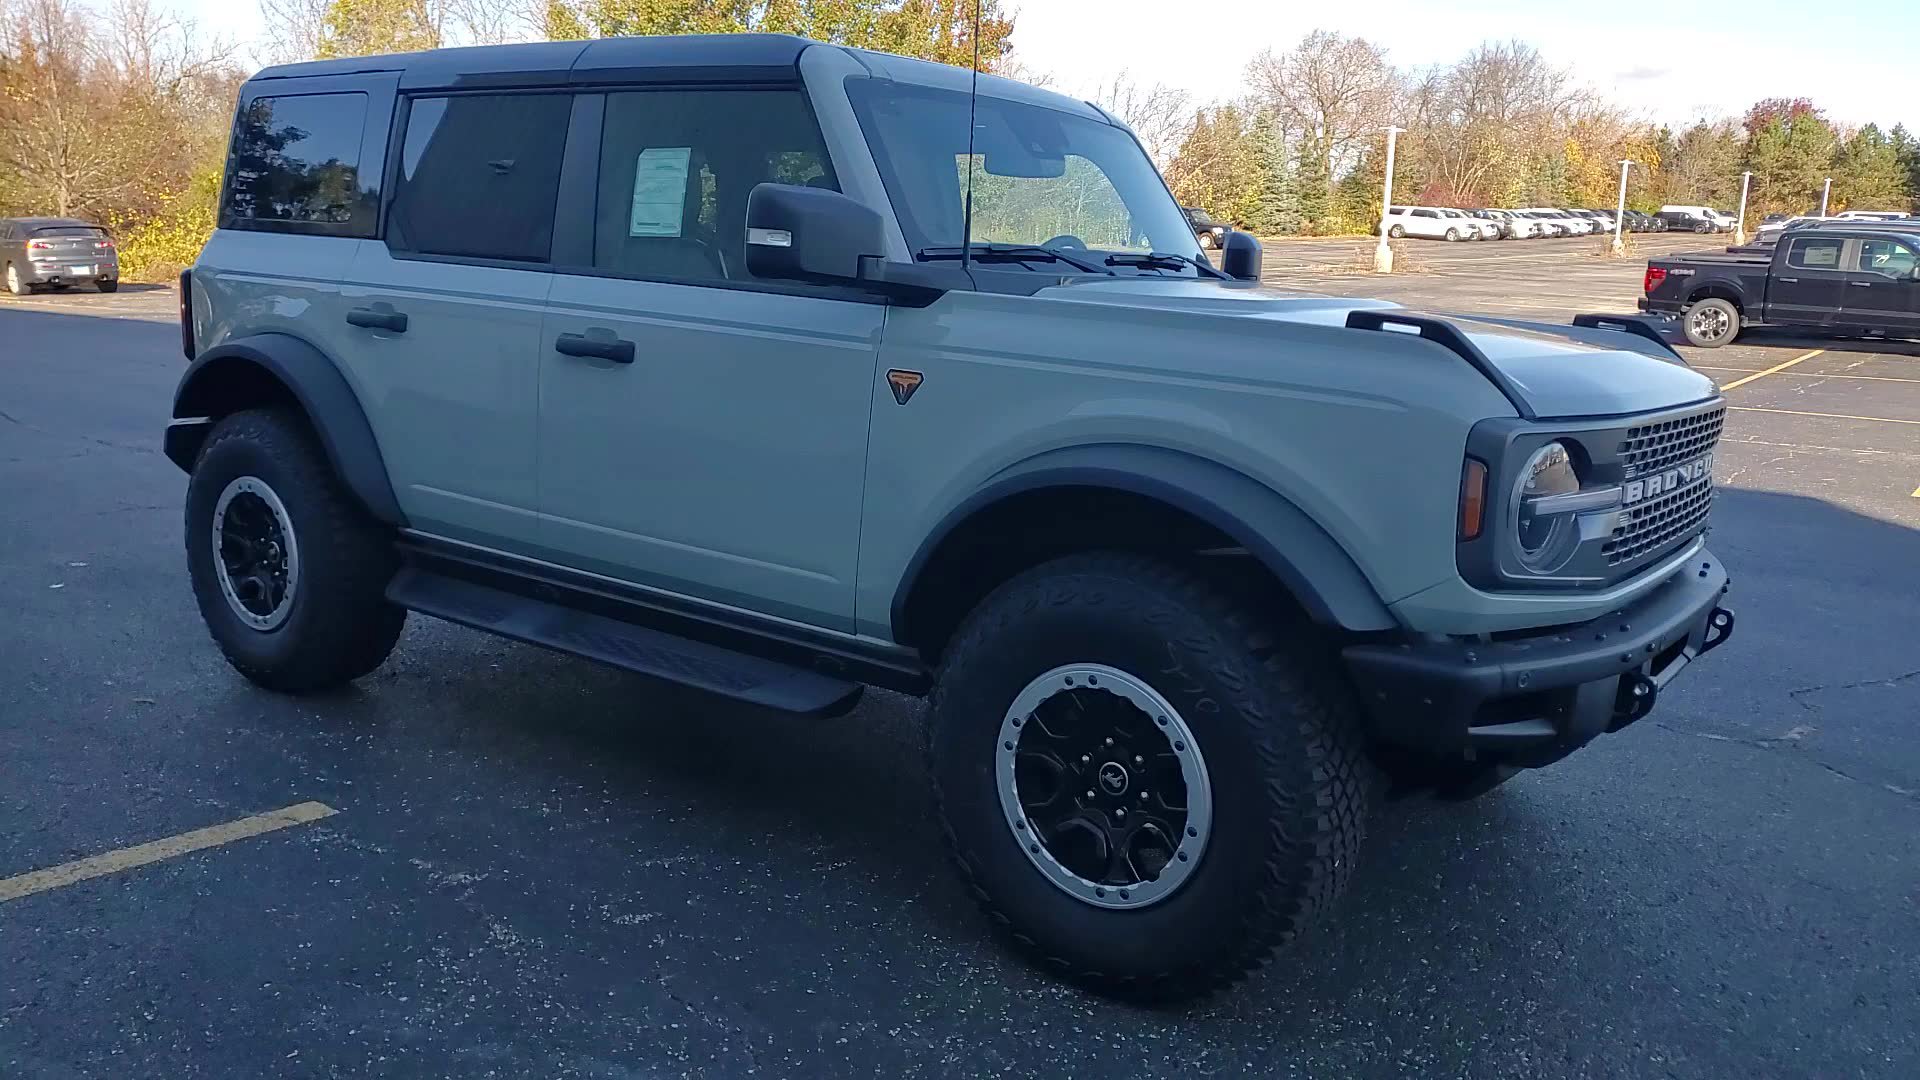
[[168, 34, 1735, 999]]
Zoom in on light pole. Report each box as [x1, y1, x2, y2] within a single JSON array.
[[1611, 159, 1633, 255], [1373, 125, 1405, 273], [1734, 170, 1752, 245], [1820, 176, 1832, 217]]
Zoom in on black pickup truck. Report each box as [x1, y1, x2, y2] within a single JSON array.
[[1641, 226, 1920, 346]]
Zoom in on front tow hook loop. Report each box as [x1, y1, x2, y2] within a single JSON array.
[[1700, 607, 1735, 655]]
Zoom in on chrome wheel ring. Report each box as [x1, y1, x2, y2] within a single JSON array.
[[211, 476, 300, 631], [996, 664, 1213, 910]]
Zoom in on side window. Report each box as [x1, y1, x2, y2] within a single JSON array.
[[387, 93, 572, 263], [223, 92, 370, 231], [592, 89, 836, 285], [1786, 237, 1844, 271], [1856, 238, 1918, 277]]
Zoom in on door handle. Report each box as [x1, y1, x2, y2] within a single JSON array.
[[1775, 277, 1798, 283], [1847, 280, 1873, 287], [555, 332, 635, 364], [346, 307, 408, 333]]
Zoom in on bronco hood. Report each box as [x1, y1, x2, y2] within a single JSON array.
[[1041, 278, 1717, 419]]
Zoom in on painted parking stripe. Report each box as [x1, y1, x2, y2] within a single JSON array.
[[1727, 405, 1920, 426], [0, 801, 336, 903], [1717, 349, 1825, 391]]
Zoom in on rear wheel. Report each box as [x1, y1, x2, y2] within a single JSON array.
[[1682, 297, 1740, 348], [1444, 228, 1459, 241], [4, 262, 29, 296], [928, 553, 1373, 1001], [1387, 225, 1406, 239], [96, 279, 119, 293], [186, 408, 405, 692], [1197, 232, 1216, 250]]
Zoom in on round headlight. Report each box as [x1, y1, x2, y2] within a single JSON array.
[[1512, 441, 1581, 572]]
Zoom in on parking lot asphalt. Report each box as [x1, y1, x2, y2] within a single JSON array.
[[4, 246, 1918, 1079]]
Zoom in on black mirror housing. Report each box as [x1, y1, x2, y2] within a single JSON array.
[[745, 183, 887, 284], [1222, 230, 1262, 282]]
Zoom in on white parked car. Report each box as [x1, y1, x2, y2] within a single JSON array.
[[1452, 210, 1502, 240], [1473, 209, 1539, 238], [1518, 208, 1583, 236], [1702, 209, 1738, 232], [1381, 205, 1473, 241], [1833, 210, 1910, 221], [1756, 215, 1821, 242]]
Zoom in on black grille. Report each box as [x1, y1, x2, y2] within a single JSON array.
[[1603, 477, 1714, 566], [1620, 407, 1725, 478]]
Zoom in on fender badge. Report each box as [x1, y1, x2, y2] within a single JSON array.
[[887, 369, 924, 405]]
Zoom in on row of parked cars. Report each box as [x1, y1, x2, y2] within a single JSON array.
[[1379, 206, 1678, 241]]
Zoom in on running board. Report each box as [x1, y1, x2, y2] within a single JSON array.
[[386, 567, 864, 716]]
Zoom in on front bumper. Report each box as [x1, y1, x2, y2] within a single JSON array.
[[1344, 553, 1733, 768]]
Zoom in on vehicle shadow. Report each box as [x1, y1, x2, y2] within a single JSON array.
[[1731, 327, 1920, 357]]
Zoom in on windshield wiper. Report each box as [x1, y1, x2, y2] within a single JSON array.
[[916, 243, 1114, 275], [1104, 251, 1218, 275]]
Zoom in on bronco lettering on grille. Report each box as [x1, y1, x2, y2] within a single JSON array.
[[1624, 454, 1712, 505]]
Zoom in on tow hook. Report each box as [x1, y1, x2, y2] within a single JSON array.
[[1700, 607, 1735, 655], [1612, 672, 1659, 728]]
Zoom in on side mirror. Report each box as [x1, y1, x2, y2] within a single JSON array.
[[1221, 230, 1262, 282], [744, 183, 886, 284]]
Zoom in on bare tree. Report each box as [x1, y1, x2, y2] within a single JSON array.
[[1089, 71, 1193, 168], [1247, 31, 1397, 183]]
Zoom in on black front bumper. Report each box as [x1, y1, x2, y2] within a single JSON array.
[[1344, 554, 1734, 768]]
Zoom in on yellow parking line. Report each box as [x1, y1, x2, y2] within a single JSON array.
[[0, 801, 337, 903], [1728, 405, 1920, 426], [1717, 349, 1825, 391]]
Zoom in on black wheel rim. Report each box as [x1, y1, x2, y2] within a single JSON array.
[[211, 476, 299, 630], [996, 665, 1212, 910]]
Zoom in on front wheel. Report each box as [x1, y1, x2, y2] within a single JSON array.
[[186, 408, 406, 692], [927, 553, 1373, 1000], [1197, 232, 1216, 250], [1387, 225, 1406, 239], [1444, 228, 1459, 241], [1682, 297, 1740, 348]]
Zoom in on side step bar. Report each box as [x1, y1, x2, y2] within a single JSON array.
[[386, 567, 865, 717]]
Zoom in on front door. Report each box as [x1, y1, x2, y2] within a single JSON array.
[[1769, 234, 1849, 327], [536, 87, 884, 632], [1840, 236, 1920, 335]]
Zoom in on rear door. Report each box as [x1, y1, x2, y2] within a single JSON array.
[[1768, 234, 1849, 326], [344, 90, 570, 550], [1839, 235, 1920, 335]]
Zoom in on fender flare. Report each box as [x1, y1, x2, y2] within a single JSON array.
[[891, 444, 1397, 636], [164, 332, 405, 526]]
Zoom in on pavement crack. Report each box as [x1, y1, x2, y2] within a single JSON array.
[[1651, 720, 1919, 805], [656, 975, 760, 1071], [1787, 669, 1920, 711]]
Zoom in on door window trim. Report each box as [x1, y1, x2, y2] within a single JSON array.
[[219, 75, 398, 239], [1850, 236, 1920, 279], [543, 83, 887, 304], [1785, 235, 1847, 273]]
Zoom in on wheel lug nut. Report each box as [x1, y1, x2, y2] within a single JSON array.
[[1080, 754, 1090, 763], [1085, 790, 1096, 799], [1133, 755, 1143, 764], [1115, 808, 1125, 819], [1138, 791, 1147, 800], [1104, 737, 1114, 746]]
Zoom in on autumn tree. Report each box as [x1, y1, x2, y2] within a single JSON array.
[[540, 0, 1014, 71]]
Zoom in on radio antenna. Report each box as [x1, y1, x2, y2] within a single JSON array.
[[960, 0, 981, 273]]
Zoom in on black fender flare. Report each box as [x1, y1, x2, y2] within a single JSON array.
[[164, 332, 405, 526], [892, 444, 1397, 636]]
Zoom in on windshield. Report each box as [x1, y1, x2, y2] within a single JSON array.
[[845, 78, 1201, 268]]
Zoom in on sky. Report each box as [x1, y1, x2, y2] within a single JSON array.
[[173, 0, 1920, 133]]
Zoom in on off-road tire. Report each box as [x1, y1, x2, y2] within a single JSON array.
[[927, 552, 1374, 1001], [186, 408, 405, 692], [96, 279, 119, 293]]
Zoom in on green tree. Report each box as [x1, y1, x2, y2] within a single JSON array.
[[1830, 123, 1908, 212], [1294, 133, 1330, 232], [544, 0, 1014, 70], [1744, 108, 1836, 217], [1888, 124, 1920, 211], [1247, 108, 1300, 235]]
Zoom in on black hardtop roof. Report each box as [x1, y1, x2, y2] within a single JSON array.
[[249, 33, 820, 90]]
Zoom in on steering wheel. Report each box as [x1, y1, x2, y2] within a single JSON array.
[[1041, 235, 1087, 250]]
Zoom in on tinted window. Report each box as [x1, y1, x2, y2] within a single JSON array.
[[1786, 237, 1844, 270], [593, 89, 835, 284], [1857, 238, 1918, 276], [225, 93, 368, 226], [387, 93, 571, 263]]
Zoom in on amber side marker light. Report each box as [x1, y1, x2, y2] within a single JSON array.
[[1459, 459, 1489, 540]]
